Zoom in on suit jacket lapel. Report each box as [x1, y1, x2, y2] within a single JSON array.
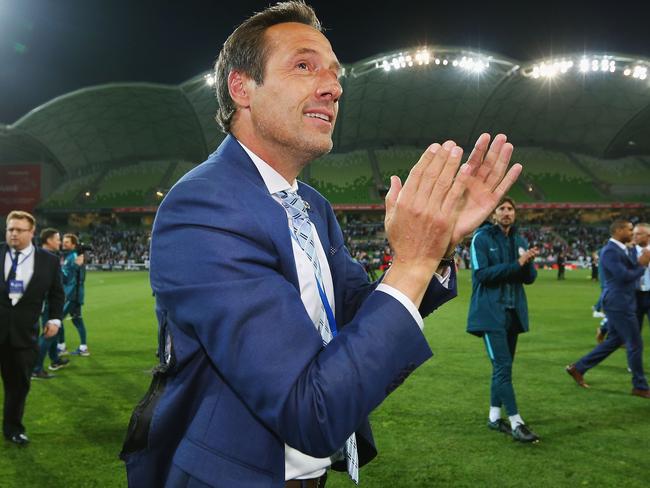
[[216, 136, 301, 292], [22, 247, 41, 300], [0, 244, 7, 295]]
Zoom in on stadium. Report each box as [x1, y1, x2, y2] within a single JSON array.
[[1, 6, 650, 488]]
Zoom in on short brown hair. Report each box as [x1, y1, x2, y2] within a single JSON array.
[[40, 228, 60, 243], [496, 196, 516, 209], [609, 219, 631, 236], [214, 1, 321, 132], [63, 233, 79, 247], [6, 210, 36, 229]]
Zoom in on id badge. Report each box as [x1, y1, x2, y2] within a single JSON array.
[[8, 279, 24, 299]]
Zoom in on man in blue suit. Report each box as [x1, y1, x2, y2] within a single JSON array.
[[120, 2, 522, 486], [566, 220, 650, 397]]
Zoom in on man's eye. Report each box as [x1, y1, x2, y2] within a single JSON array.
[[297, 62, 309, 70]]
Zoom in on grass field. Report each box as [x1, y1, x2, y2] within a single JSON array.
[[1, 269, 648, 487]]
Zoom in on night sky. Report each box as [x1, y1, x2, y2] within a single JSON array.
[[2, 0, 650, 124]]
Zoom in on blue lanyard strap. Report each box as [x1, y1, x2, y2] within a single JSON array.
[[6, 248, 33, 281], [315, 274, 338, 337], [287, 230, 339, 337]]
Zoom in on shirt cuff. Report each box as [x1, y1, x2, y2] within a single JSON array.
[[46, 319, 62, 328], [435, 265, 452, 289], [376, 283, 424, 330]]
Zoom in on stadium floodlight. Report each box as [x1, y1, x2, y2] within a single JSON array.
[[442, 59, 448, 65], [204, 74, 216, 86], [624, 68, 632, 76], [84, 191, 91, 197], [579, 58, 589, 73]]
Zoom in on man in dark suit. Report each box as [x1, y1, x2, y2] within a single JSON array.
[[567, 219, 650, 398], [121, 2, 522, 486], [1, 210, 64, 445]]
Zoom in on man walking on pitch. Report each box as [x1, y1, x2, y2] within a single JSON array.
[[32, 228, 70, 379], [566, 220, 650, 397], [467, 196, 540, 443], [1, 211, 64, 445]]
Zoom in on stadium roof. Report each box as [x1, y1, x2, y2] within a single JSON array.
[[2, 46, 650, 175]]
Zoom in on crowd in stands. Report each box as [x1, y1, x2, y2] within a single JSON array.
[[51, 209, 648, 272], [80, 225, 150, 266]]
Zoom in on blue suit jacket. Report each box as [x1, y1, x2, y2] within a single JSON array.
[[601, 240, 644, 313], [121, 135, 457, 487]]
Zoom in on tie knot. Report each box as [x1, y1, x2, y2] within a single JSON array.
[[276, 190, 309, 218]]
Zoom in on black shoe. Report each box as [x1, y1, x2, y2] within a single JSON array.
[[31, 370, 55, 380], [512, 424, 540, 443], [6, 433, 29, 446], [487, 418, 511, 434], [48, 358, 70, 371]]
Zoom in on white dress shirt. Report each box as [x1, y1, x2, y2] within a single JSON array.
[[4, 243, 35, 306], [635, 244, 650, 291], [238, 141, 447, 480]]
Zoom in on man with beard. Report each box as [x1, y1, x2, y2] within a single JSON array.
[[467, 196, 540, 443]]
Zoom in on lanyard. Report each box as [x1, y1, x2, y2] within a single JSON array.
[[288, 230, 339, 337], [6, 248, 33, 281]]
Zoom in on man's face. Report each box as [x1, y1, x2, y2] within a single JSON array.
[[494, 202, 516, 228], [616, 222, 634, 244], [6, 218, 34, 251], [44, 233, 61, 251], [62, 237, 76, 251], [633, 225, 649, 247], [242, 22, 342, 163]]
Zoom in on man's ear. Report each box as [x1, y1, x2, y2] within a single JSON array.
[[228, 71, 252, 108]]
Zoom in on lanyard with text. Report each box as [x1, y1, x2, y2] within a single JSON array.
[[6, 249, 32, 282]]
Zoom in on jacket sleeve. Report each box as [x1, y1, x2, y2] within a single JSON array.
[[471, 232, 521, 285], [601, 247, 644, 285], [46, 255, 65, 320], [151, 177, 434, 458]]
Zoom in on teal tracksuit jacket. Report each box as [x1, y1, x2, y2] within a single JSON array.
[[467, 223, 537, 336]]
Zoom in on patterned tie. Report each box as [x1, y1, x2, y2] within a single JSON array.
[[275, 190, 359, 484]]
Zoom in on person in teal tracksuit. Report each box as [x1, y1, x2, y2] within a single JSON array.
[[58, 234, 89, 356], [467, 196, 539, 443]]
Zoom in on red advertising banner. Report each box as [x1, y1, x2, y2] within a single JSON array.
[[0, 165, 41, 215]]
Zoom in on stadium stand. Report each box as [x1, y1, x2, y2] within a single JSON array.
[[309, 150, 380, 203]]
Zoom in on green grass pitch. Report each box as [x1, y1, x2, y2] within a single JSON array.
[[1, 269, 648, 487]]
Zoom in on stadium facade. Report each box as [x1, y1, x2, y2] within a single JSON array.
[[1, 46, 650, 219]]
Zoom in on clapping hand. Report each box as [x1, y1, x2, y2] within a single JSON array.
[[449, 133, 522, 246]]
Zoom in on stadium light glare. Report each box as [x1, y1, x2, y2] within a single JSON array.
[[204, 74, 215, 86], [442, 59, 448, 65], [624, 68, 631, 76], [579, 58, 589, 72]]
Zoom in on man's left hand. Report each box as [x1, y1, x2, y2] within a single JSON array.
[[449, 133, 522, 247]]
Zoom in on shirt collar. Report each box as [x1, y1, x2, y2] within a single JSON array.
[[609, 238, 627, 251], [237, 140, 298, 195], [9, 243, 33, 257]]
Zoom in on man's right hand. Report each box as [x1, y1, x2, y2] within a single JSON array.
[[518, 247, 539, 267]]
